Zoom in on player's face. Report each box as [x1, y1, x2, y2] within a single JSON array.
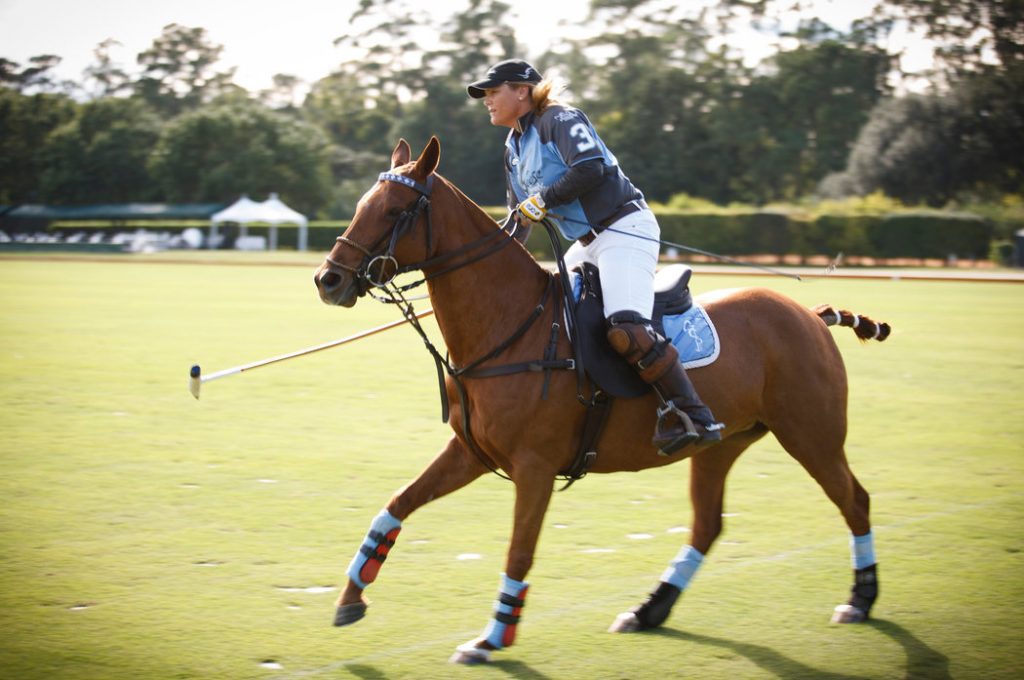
[[482, 84, 531, 128]]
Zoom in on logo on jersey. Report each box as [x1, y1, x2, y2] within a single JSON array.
[[522, 169, 545, 194], [555, 110, 579, 123]]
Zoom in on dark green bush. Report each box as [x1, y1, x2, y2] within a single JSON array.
[[795, 215, 880, 258], [868, 212, 993, 259]]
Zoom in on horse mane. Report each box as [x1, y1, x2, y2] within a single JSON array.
[[813, 304, 891, 342], [426, 169, 541, 268]]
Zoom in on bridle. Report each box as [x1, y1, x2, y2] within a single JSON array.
[[326, 171, 518, 300]]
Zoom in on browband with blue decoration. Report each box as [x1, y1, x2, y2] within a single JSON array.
[[379, 172, 434, 196]]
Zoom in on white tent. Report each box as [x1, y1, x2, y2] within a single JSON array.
[[209, 193, 309, 250]]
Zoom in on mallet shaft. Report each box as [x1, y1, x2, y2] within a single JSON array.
[[190, 308, 434, 398]]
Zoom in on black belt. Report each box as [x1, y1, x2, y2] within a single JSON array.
[[578, 199, 649, 246]]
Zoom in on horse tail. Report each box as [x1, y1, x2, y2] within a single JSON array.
[[812, 304, 891, 342]]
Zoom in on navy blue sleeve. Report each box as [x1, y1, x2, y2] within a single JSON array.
[[540, 159, 605, 207], [537, 107, 605, 167]]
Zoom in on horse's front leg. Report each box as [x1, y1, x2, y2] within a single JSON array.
[[449, 465, 555, 664], [334, 435, 487, 626]]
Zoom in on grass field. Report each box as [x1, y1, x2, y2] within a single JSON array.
[[1, 253, 1022, 680]]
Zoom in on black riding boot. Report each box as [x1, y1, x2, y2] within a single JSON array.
[[606, 314, 724, 455]]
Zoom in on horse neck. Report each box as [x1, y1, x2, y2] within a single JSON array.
[[422, 181, 550, 366]]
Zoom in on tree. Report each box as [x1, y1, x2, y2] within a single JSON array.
[[135, 24, 240, 116], [258, 74, 304, 111], [865, 0, 1024, 76], [821, 64, 1024, 205], [725, 22, 893, 201], [0, 88, 77, 203], [0, 55, 70, 94], [312, 0, 523, 209], [397, 0, 525, 205], [39, 97, 163, 204], [301, 70, 397, 217], [82, 39, 132, 99], [148, 99, 332, 214]]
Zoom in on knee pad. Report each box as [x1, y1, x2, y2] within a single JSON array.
[[605, 317, 677, 382]]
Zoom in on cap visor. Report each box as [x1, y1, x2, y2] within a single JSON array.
[[467, 78, 501, 98]]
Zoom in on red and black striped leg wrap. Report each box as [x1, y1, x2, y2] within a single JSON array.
[[480, 573, 529, 649], [347, 509, 402, 589]]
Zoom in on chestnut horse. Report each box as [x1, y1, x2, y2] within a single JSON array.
[[314, 137, 889, 664]]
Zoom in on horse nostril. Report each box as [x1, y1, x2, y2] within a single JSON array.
[[321, 271, 344, 292]]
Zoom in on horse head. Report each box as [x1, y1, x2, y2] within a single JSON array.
[[315, 136, 441, 307]]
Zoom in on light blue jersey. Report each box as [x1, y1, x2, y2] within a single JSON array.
[[505, 105, 644, 240]]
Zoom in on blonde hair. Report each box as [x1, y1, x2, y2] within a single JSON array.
[[530, 77, 567, 113]]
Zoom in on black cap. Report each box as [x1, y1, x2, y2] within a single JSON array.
[[467, 59, 543, 98]]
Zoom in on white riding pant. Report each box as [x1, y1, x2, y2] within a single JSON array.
[[563, 209, 661, 319]]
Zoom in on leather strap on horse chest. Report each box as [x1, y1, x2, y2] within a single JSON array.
[[457, 275, 574, 382], [559, 391, 612, 490]]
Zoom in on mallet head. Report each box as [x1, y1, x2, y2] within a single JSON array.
[[189, 364, 201, 399]]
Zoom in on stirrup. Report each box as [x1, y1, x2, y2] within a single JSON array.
[[654, 403, 723, 456], [654, 403, 700, 456]]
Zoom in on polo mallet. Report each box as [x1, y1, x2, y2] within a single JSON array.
[[189, 308, 435, 399]]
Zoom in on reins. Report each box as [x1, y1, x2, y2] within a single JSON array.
[[341, 171, 579, 484], [546, 211, 803, 281]]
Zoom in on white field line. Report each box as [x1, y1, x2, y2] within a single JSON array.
[[276, 493, 1020, 678]]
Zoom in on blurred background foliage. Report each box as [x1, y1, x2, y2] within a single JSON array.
[[1, 0, 1021, 225]]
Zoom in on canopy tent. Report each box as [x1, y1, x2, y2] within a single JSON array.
[[209, 193, 309, 250]]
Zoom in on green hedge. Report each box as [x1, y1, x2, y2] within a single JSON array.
[[869, 212, 992, 259], [514, 209, 995, 261], [794, 214, 877, 258], [45, 209, 997, 262]]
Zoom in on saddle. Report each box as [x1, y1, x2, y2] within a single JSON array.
[[572, 262, 694, 399]]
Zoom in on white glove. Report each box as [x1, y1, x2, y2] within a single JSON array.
[[517, 194, 547, 222]]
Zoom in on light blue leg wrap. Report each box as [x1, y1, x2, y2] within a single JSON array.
[[851, 531, 876, 570], [660, 544, 704, 590], [346, 509, 402, 589], [479, 573, 529, 649]]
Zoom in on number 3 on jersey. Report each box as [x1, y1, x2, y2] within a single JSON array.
[[570, 123, 597, 153]]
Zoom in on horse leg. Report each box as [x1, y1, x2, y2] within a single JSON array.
[[771, 423, 877, 623], [610, 428, 761, 633], [334, 435, 487, 626], [450, 466, 555, 664]]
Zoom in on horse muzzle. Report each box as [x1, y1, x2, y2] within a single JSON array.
[[314, 264, 361, 308]]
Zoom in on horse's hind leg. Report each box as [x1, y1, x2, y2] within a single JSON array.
[[610, 427, 763, 633], [334, 435, 487, 626], [770, 420, 878, 623]]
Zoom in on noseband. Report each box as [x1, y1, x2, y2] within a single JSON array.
[[328, 172, 436, 293]]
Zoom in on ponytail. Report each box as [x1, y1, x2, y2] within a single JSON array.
[[530, 77, 567, 113]]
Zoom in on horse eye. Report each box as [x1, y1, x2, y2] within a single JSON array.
[[386, 207, 403, 218]]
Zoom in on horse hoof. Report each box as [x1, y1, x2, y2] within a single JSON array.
[[449, 642, 492, 664], [831, 603, 867, 624], [608, 612, 641, 633], [333, 601, 368, 627]]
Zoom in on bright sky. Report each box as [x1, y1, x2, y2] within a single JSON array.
[[0, 0, 931, 94]]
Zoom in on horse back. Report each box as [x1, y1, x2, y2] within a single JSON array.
[[694, 286, 849, 433]]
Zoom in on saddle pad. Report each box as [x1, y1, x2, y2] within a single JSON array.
[[663, 305, 721, 369]]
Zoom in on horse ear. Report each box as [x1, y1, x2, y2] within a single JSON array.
[[413, 136, 440, 178], [391, 139, 412, 168]]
